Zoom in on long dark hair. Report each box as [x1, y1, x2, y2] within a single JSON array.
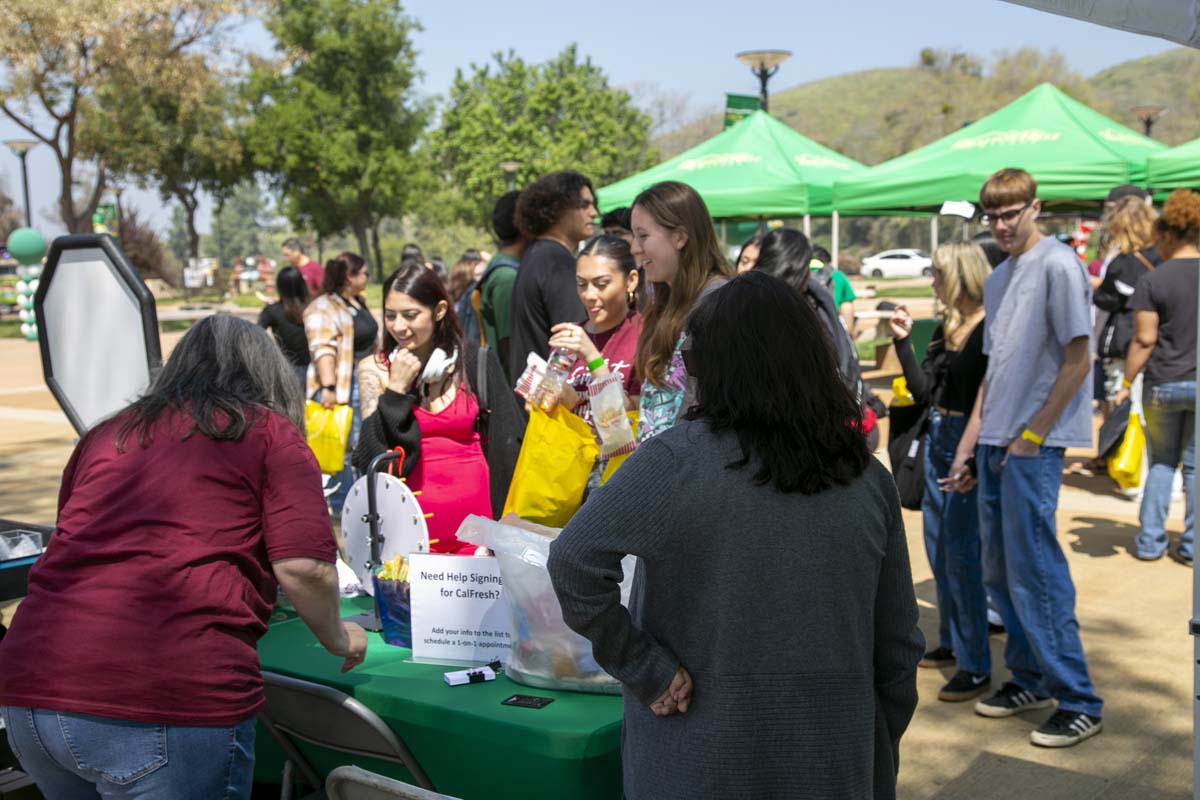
[[116, 315, 305, 449], [685, 271, 869, 494], [322, 251, 366, 296], [276, 266, 309, 324], [753, 228, 814, 295], [578, 234, 642, 311], [380, 261, 467, 388]]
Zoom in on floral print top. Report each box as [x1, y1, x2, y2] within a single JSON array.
[[636, 333, 689, 443]]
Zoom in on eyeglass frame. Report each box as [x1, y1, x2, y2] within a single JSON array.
[[980, 201, 1035, 228]]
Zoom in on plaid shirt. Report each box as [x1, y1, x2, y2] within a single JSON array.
[[304, 293, 357, 404]]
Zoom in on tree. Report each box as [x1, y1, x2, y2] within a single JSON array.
[[202, 180, 277, 268], [119, 207, 177, 286], [0, 187, 23, 243], [97, 60, 245, 260], [0, 0, 242, 233], [166, 204, 191, 265], [246, 0, 426, 281], [427, 45, 657, 227]]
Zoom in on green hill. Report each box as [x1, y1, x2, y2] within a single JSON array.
[[656, 47, 1200, 165]]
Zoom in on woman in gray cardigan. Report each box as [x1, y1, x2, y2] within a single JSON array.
[[549, 272, 924, 799]]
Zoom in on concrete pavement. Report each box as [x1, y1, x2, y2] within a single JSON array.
[[0, 335, 1193, 799]]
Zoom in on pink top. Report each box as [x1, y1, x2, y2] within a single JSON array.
[[410, 388, 492, 554]]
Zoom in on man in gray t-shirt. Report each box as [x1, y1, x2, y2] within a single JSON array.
[[980, 235, 1094, 448], [950, 169, 1103, 749]]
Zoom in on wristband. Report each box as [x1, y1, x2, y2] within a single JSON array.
[[586, 356, 606, 372], [1121, 377, 1132, 389], [1020, 428, 1044, 446]]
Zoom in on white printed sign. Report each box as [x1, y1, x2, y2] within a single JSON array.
[[409, 553, 513, 665]]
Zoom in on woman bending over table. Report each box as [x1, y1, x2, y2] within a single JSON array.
[[354, 261, 523, 554], [0, 315, 365, 800], [549, 272, 923, 799]]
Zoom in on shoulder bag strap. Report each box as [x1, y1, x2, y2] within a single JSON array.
[[1133, 251, 1155, 271]]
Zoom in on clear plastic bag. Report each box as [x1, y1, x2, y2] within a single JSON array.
[[456, 514, 635, 694]]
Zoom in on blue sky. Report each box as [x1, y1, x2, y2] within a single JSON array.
[[0, 0, 1178, 238]]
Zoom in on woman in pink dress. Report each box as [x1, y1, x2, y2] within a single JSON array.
[[354, 262, 523, 554]]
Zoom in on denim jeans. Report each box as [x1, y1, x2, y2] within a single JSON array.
[[921, 411, 990, 674], [1138, 380, 1195, 560], [977, 444, 1103, 717], [0, 707, 254, 799], [325, 371, 361, 517]]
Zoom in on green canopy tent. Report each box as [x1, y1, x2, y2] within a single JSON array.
[[832, 83, 1166, 215], [596, 110, 865, 219], [1147, 137, 1200, 189]]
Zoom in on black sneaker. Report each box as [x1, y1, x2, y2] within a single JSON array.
[[1030, 709, 1103, 747], [938, 671, 991, 702], [919, 646, 955, 669], [974, 681, 1055, 718], [988, 622, 1006, 636]]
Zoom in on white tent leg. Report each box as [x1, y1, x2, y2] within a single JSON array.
[[832, 211, 840, 269], [931, 216, 939, 252], [803, 214, 811, 238]]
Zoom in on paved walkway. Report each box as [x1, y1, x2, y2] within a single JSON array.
[[0, 336, 1192, 799]]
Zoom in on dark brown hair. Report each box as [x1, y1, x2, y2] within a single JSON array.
[[380, 261, 468, 389], [515, 171, 594, 237], [321, 251, 366, 295]]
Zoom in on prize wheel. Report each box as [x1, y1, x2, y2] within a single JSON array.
[[340, 472, 430, 596]]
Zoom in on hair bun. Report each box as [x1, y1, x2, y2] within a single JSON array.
[[1162, 189, 1200, 233]]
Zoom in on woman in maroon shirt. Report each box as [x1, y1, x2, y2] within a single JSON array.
[[549, 234, 644, 423], [0, 315, 366, 800]]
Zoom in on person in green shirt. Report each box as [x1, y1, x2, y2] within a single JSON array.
[[811, 245, 856, 334], [478, 191, 529, 381]]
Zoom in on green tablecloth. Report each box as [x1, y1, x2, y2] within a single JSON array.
[[254, 597, 624, 799]]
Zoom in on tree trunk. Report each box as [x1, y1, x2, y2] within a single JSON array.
[[351, 219, 372, 281], [370, 220, 384, 284]]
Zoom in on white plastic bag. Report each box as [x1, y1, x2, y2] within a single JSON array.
[[456, 514, 635, 694]]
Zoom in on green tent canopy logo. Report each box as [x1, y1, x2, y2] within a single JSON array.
[[952, 129, 1061, 150], [794, 153, 853, 170], [1097, 128, 1156, 147], [678, 153, 761, 171]]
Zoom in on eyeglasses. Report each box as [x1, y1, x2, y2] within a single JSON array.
[[981, 202, 1033, 228]]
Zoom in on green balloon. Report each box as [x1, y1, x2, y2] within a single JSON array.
[[6, 228, 47, 266]]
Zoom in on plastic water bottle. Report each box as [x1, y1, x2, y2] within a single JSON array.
[[532, 348, 574, 412]]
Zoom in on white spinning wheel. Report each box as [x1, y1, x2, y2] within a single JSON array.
[[341, 472, 430, 596]]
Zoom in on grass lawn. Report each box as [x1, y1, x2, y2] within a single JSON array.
[[856, 337, 890, 362], [871, 285, 934, 299]]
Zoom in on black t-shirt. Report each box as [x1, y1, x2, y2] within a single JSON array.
[[508, 239, 586, 369], [258, 303, 310, 368], [1130, 258, 1199, 386], [896, 320, 987, 414], [349, 296, 379, 361]]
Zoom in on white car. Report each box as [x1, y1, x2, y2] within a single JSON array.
[[860, 249, 933, 279]]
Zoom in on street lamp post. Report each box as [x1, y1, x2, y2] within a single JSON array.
[[1131, 105, 1169, 138], [3, 139, 39, 228], [499, 161, 522, 193], [735, 50, 792, 112]]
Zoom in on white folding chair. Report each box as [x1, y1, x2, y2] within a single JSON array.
[[325, 765, 461, 800]]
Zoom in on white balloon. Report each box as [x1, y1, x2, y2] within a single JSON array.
[[15, 281, 27, 294], [28, 278, 39, 292]]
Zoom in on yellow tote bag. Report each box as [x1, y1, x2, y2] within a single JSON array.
[[503, 405, 600, 527], [1107, 412, 1145, 492], [304, 401, 354, 474]]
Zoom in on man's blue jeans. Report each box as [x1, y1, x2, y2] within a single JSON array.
[[977, 444, 1103, 717], [1, 706, 255, 799], [922, 411, 990, 674], [1138, 380, 1195, 560]]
